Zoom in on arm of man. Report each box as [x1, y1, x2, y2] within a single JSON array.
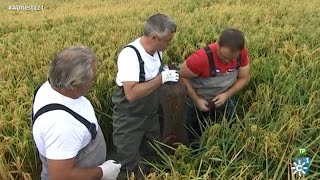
[[117, 48, 163, 102], [179, 61, 199, 101], [180, 61, 209, 112], [123, 75, 162, 102], [123, 67, 179, 102], [212, 64, 250, 107], [48, 159, 102, 180], [224, 64, 250, 98]]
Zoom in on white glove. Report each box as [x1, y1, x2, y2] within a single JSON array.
[[98, 160, 121, 180], [161, 69, 179, 84]]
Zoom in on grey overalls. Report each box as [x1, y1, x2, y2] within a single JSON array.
[[187, 46, 240, 144], [32, 86, 107, 180], [112, 45, 162, 177]]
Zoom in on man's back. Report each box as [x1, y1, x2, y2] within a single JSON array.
[[32, 81, 105, 179]]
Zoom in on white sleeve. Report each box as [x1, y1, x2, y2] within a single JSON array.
[[43, 115, 85, 160], [116, 48, 140, 84]]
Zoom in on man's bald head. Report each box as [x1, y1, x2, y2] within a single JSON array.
[[48, 46, 97, 89]]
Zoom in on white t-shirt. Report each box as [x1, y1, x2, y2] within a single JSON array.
[[32, 81, 99, 160], [116, 37, 163, 86]]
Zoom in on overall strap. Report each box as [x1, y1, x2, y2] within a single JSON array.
[[236, 54, 242, 69], [32, 103, 97, 139], [157, 51, 162, 63], [157, 51, 164, 73], [123, 45, 145, 82], [204, 46, 216, 77], [31, 86, 41, 121]]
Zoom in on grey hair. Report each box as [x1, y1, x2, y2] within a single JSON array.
[[144, 13, 177, 38], [48, 46, 96, 89]]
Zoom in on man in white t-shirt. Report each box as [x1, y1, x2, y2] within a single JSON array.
[[32, 46, 121, 180], [112, 14, 179, 179]]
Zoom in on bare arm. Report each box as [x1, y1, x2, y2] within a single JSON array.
[[179, 61, 199, 101], [48, 158, 102, 180], [223, 64, 250, 99], [181, 77, 199, 102], [212, 64, 250, 107], [179, 62, 209, 111], [123, 75, 162, 102], [179, 61, 198, 79]]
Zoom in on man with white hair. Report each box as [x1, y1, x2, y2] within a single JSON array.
[[32, 46, 121, 180], [112, 14, 179, 178]]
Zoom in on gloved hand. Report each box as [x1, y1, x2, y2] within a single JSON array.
[[161, 69, 179, 84], [98, 160, 121, 180]]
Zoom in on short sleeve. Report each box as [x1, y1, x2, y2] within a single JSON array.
[[240, 48, 249, 67], [116, 48, 140, 85], [186, 49, 209, 77], [43, 113, 85, 160]]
